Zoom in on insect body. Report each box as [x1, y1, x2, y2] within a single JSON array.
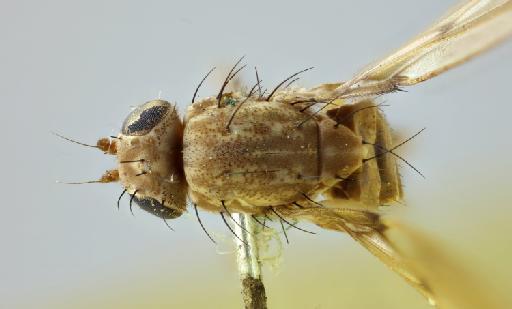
[[115, 93, 400, 211], [65, 0, 512, 305], [185, 97, 368, 211]]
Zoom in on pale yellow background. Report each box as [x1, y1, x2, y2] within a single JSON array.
[[1, 0, 511, 308]]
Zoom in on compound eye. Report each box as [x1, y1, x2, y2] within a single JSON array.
[[122, 100, 171, 136], [133, 196, 183, 219]]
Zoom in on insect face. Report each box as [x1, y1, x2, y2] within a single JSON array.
[[116, 100, 187, 218]]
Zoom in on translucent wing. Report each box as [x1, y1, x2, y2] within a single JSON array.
[[314, 0, 512, 100], [283, 207, 499, 308], [377, 220, 501, 309]]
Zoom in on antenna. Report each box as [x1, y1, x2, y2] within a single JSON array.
[[52, 132, 117, 155], [56, 169, 119, 184]]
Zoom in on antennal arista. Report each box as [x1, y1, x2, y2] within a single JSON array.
[[57, 169, 119, 185], [52, 132, 117, 155]]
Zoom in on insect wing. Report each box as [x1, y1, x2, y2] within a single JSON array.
[[322, 0, 512, 100], [341, 215, 499, 308], [329, 213, 436, 304], [281, 207, 435, 303]]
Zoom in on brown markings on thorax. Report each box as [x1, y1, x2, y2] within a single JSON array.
[[184, 98, 321, 208], [183, 95, 366, 213]]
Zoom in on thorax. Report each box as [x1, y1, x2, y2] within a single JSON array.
[[182, 95, 364, 212]]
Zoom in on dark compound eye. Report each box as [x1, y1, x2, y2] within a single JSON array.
[[122, 100, 171, 136], [133, 196, 183, 219]]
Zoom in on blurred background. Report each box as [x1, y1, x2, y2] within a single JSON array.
[[1, 0, 511, 308]]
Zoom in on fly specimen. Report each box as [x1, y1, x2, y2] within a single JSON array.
[[60, 0, 512, 306]]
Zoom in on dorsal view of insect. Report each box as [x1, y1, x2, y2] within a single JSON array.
[[56, 0, 511, 308]]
